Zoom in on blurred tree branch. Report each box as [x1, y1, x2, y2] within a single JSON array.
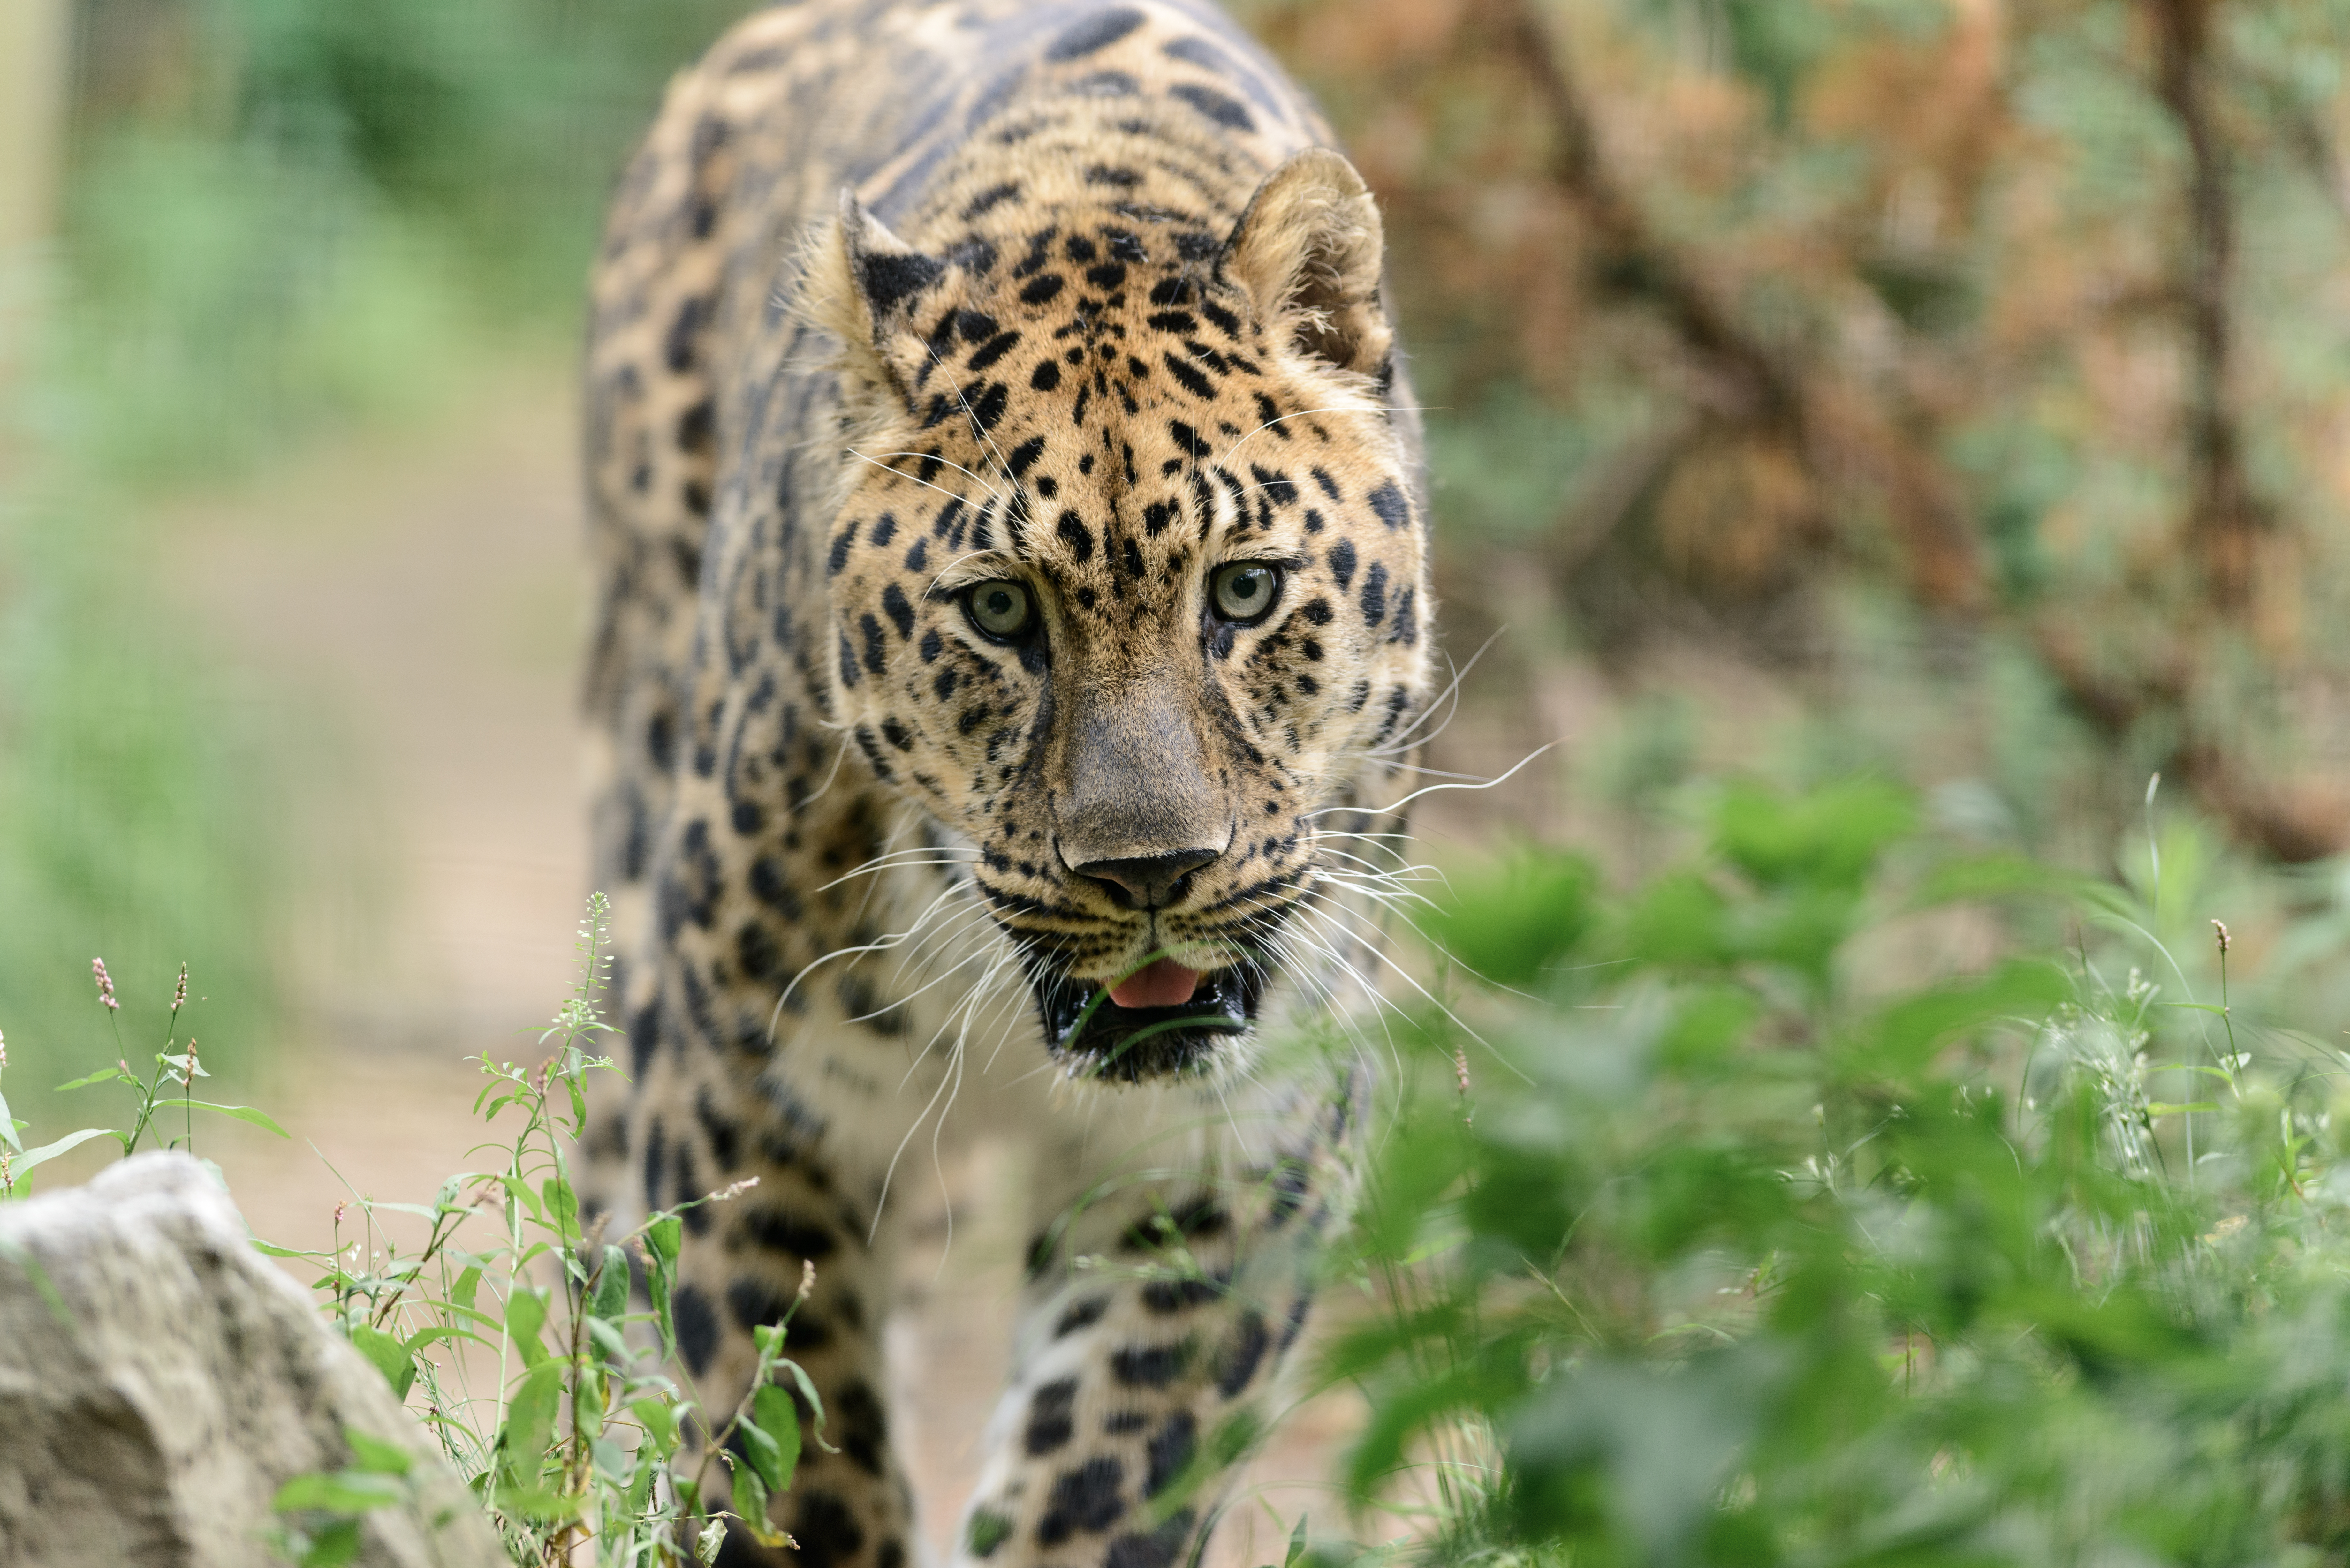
[[2148, 0, 2271, 614], [1491, 0, 1985, 617], [1488, 0, 2344, 861]]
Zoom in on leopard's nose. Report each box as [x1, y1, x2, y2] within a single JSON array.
[[1066, 847, 1220, 910]]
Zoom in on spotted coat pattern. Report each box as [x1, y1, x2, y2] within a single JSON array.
[[580, 3, 1432, 1564]]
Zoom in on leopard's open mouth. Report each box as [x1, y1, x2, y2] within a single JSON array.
[[1031, 960, 1268, 1083]]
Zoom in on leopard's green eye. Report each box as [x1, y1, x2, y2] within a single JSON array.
[[966, 579, 1035, 640], [1210, 562, 1282, 624]]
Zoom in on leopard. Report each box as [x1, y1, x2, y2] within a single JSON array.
[[577, 2, 1435, 1564]]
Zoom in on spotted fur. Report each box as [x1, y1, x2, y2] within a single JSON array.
[[580, 4, 1432, 1563]]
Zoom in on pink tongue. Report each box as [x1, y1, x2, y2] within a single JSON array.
[[1109, 958, 1202, 1010]]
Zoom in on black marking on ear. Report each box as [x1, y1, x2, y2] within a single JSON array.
[[1047, 7, 1146, 60], [860, 251, 945, 313], [1072, 69, 1139, 96]]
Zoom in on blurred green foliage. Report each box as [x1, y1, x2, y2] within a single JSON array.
[[0, 0, 742, 1084], [1330, 781, 2350, 1564]]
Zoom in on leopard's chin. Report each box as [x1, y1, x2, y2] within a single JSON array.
[[1030, 962, 1268, 1084]]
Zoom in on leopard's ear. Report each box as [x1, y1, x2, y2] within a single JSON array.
[[808, 191, 946, 401], [1221, 148, 1391, 376]]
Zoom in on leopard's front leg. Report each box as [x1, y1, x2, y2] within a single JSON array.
[[643, 1075, 919, 1568], [951, 1091, 1354, 1568]]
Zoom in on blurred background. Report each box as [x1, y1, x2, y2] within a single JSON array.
[[3, 0, 2350, 1556]]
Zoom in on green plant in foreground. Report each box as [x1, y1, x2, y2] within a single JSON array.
[[0, 956, 289, 1198], [1330, 779, 2350, 1566], [0, 898, 827, 1565], [272, 892, 831, 1566]]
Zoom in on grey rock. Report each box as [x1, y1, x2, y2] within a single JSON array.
[[0, 1151, 508, 1568]]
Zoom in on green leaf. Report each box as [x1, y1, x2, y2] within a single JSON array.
[[540, 1174, 579, 1235], [250, 1238, 313, 1259], [0, 1089, 18, 1153], [731, 1460, 779, 1547], [348, 1325, 414, 1400], [499, 1360, 566, 1488], [2147, 1102, 2220, 1117], [506, 1287, 550, 1368], [1429, 849, 1602, 988], [737, 1417, 787, 1493], [587, 1316, 630, 1364], [342, 1429, 415, 1477], [783, 1359, 830, 1444], [631, 1396, 678, 1454], [10, 1127, 112, 1179], [752, 1383, 804, 1492], [288, 1518, 363, 1567], [52, 1067, 129, 1092], [646, 1214, 682, 1264], [451, 1264, 482, 1316], [1715, 778, 1915, 892], [150, 1099, 291, 1138], [591, 1243, 629, 1322], [273, 1470, 405, 1514]]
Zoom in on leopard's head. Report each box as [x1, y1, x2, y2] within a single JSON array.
[[809, 150, 1431, 1084]]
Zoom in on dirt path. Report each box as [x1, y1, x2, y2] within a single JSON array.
[[146, 364, 1364, 1564]]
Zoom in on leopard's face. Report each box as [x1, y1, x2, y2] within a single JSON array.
[[815, 155, 1429, 1082]]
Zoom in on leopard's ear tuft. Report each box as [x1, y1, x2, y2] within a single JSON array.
[[807, 192, 947, 401], [1221, 149, 1391, 376]]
